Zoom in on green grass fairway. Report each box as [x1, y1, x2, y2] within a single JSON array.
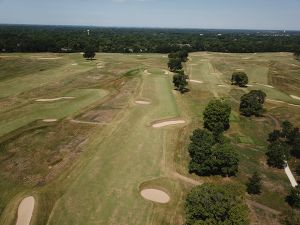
[[0, 52, 300, 225]]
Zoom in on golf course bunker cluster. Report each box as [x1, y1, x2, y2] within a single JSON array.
[[140, 189, 170, 204]]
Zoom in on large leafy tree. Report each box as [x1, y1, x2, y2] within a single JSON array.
[[173, 71, 188, 93], [266, 141, 290, 169], [185, 183, 249, 225], [203, 99, 231, 137], [168, 58, 183, 72], [246, 171, 262, 195], [83, 47, 96, 60], [240, 90, 266, 117], [286, 186, 300, 208], [231, 72, 249, 87]]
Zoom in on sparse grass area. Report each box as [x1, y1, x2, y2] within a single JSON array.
[[0, 52, 300, 225]]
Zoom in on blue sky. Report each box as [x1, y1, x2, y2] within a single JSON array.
[[0, 0, 300, 30]]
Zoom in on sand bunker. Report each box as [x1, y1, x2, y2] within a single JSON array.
[[152, 120, 186, 128], [144, 70, 151, 75], [163, 69, 169, 75], [218, 84, 227, 87], [236, 68, 245, 71], [140, 189, 170, 204], [189, 79, 203, 84], [36, 97, 75, 102], [43, 119, 58, 122], [71, 63, 78, 66], [290, 95, 300, 100], [16, 196, 35, 225], [256, 83, 274, 89], [135, 100, 151, 105]]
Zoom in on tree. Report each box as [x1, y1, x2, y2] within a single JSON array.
[[286, 186, 300, 208], [266, 141, 290, 169], [295, 165, 300, 176], [231, 72, 249, 87], [83, 47, 96, 60], [240, 90, 266, 117], [185, 183, 249, 225], [203, 99, 231, 137], [188, 129, 215, 174], [168, 58, 183, 72], [173, 71, 188, 93], [246, 171, 262, 194], [168, 50, 189, 62], [209, 143, 239, 176]]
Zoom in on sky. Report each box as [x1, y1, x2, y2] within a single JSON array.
[[0, 0, 300, 30]]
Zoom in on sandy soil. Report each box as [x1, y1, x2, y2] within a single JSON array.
[[189, 80, 203, 84], [135, 100, 151, 105], [152, 120, 186, 128], [290, 95, 300, 100], [144, 70, 151, 75], [140, 189, 170, 203], [36, 97, 75, 102], [43, 119, 58, 122], [16, 196, 35, 225]]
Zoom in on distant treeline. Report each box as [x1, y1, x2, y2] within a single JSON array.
[[1, 25, 300, 53]]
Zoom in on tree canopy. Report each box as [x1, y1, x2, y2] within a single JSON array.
[[240, 90, 266, 117], [168, 58, 183, 72], [231, 72, 249, 87], [185, 183, 249, 225], [203, 99, 231, 137], [173, 71, 188, 93], [266, 141, 290, 169], [246, 171, 262, 195], [286, 186, 300, 208], [83, 47, 96, 60], [188, 129, 239, 177]]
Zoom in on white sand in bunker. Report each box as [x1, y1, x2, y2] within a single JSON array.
[[36, 97, 75, 102], [152, 120, 186, 128], [140, 189, 170, 204], [144, 70, 151, 75], [290, 95, 300, 100], [135, 100, 151, 105], [43, 119, 58, 122], [189, 79, 203, 84], [16, 196, 35, 225], [162, 69, 169, 75], [255, 83, 274, 89]]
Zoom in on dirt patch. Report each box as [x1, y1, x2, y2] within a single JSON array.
[[16, 196, 35, 225], [290, 95, 300, 100], [43, 119, 58, 123], [35, 97, 75, 102], [152, 120, 186, 128], [140, 189, 170, 203], [135, 100, 151, 105], [189, 80, 203, 84]]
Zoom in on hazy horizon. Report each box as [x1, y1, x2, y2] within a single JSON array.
[[0, 0, 300, 30]]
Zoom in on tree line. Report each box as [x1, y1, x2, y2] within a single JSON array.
[[1, 25, 300, 54]]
